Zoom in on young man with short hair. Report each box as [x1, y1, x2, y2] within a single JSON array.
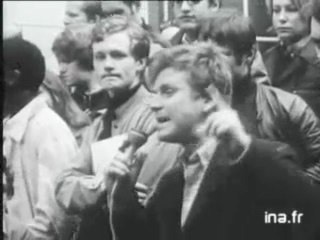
[[54, 16, 182, 240], [3, 38, 78, 240], [105, 43, 320, 240]]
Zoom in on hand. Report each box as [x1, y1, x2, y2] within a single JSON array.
[[103, 152, 130, 195], [199, 109, 251, 160], [134, 182, 149, 206]]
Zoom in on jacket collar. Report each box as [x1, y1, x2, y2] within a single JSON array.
[[182, 141, 236, 231], [114, 85, 150, 118]]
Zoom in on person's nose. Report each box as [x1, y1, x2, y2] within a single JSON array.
[[59, 62, 68, 74], [278, 8, 288, 23], [181, 1, 192, 13], [103, 55, 115, 72], [149, 94, 163, 112], [63, 16, 71, 26]]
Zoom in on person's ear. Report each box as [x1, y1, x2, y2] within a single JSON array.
[[242, 44, 257, 67], [5, 69, 21, 87]]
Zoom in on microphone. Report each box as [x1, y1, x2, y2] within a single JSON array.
[[109, 130, 148, 240], [116, 130, 148, 183]]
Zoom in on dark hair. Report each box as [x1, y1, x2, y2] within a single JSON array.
[[81, 1, 103, 21], [4, 38, 45, 91], [198, 9, 256, 60], [92, 15, 150, 60], [52, 23, 94, 71], [148, 43, 232, 99], [313, 0, 320, 21]]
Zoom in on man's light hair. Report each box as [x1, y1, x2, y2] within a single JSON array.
[[148, 43, 232, 101], [92, 15, 150, 61]]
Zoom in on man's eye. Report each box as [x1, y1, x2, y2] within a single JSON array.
[[161, 88, 176, 97], [272, 7, 281, 14], [94, 53, 105, 60], [68, 13, 79, 18], [110, 52, 126, 59]]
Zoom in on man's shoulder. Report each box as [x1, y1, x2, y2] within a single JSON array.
[[31, 102, 74, 138], [245, 138, 297, 163], [257, 84, 307, 108]]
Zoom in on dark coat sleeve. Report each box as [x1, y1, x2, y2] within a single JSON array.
[[242, 138, 320, 211], [110, 176, 160, 240]]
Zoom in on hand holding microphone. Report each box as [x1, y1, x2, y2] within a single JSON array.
[[103, 130, 148, 197]]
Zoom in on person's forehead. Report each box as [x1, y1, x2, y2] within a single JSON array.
[[154, 68, 191, 88], [101, 1, 131, 13], [93, 31, 131, 51], [272, 0, 295, 6]]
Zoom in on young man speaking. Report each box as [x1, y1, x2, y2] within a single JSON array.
[[103, 43, 320, 240]]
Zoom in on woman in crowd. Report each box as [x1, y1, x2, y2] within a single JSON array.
[[263, 0, 320, 118]]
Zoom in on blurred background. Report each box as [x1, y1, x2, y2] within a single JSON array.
[[3, 0, 276, 74]]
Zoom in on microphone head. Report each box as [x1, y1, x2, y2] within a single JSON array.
[[127, 129, 148, 149]]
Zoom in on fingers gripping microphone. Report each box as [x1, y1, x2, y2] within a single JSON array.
[[109, 130, 148, 240]]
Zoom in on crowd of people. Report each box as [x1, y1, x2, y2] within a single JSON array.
[[3, 0, 320, 240]]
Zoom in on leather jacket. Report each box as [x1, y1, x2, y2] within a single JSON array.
[[256, 83, 320, 168]]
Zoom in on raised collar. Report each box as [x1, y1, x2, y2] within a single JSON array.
[[114, 86, 150, 118], [3, 95, 48, 143]]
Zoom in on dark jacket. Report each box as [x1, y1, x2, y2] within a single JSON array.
[[263, 43, 320, 118], [111, 139, 320, 240], [255, 84, 320, 168]]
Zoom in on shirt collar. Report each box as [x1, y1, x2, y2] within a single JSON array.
[[3, 95, 48, 143], [181, 138, 218, 167]]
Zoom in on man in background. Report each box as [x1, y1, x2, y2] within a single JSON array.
[[3, 37, 78, 240], [55, 16, 182, 240], [64, 1, 102, 26]]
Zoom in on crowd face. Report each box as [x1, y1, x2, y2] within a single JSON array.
[[64, 2, 89, 26], [58, 61, 89, 87], [101, 1, 141, 24], [150, 68, 206, 144], [101, 1, 132, 18], [272, 0, 309, 43], [173, 0, 219, 31], [92, 31, 143, 94]]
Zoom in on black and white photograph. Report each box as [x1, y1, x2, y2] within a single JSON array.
[[3, 1, 320, 240]]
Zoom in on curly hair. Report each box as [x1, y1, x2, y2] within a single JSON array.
[[148, 43, 232, 100]]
